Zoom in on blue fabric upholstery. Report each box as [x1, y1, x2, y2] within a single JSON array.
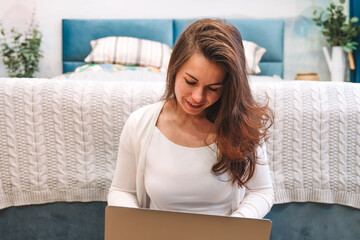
[[63, 61, 89, 74], [63, 19, 284, 77], [259, 62, 283, 77], [173, 19, 284, 62], [173, 19, 284, 77], [350, 0, 360, 83], [0, 202, 106, 240], [172, 19, 190, 43], [227, 19, 284, 62], [1, 202, 359, 239], [266, 203, 360, 240], [62, 19, 174, 72]]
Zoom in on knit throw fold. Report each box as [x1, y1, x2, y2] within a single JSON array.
[[0, 78, 359, 210]]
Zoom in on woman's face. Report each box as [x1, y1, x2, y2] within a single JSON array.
[[174, 53, 225, 117]]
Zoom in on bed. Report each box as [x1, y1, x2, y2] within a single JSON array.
[[0, 18, 359, 240], [61, 19, 284, 77]]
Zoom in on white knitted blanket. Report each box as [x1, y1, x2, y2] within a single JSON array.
[[0, 78, 359, 210]]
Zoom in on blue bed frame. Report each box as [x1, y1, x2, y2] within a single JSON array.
[[62, 18, 284, 77]]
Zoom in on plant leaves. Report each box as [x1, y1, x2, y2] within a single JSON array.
[[0, 11, 42, 78], [313, 0, 360, 48], [350, 17, 359, 23]]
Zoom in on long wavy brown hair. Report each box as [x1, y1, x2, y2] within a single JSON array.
[[163, 18, 273, 188]]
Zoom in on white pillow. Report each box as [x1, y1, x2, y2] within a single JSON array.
[[84, 36, 172, 69], [243, 40, 266, 75]]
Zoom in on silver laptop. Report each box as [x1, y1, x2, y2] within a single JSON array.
[[105, 206, 272, 240]]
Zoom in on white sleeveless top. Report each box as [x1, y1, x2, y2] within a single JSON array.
[[144, 127, 234, 215]]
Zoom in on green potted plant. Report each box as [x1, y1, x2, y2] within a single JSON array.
[[0, 12, 43, 78], [313, 0, 360, 81]]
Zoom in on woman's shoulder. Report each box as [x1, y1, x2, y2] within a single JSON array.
[[122, 101, 165, 137], [124, 100, 166, 133], [129, 100, 165, 120]]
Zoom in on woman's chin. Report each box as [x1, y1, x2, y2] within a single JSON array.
[[180, 100, 206, 116]]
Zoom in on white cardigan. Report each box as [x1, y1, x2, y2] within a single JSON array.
[[108, 101, 274, 218]]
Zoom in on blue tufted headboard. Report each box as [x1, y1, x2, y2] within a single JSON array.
[[62, 19, 284, 77]]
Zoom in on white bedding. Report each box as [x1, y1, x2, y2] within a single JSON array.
[[0, 77, 359, 210], [53, 68, 167, 82], [53, 67, 283, 83]]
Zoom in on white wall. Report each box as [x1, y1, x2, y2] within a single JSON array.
[[0, 0, 349, 80]]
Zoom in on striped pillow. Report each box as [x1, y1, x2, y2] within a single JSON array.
[[84, 37, 172, 69], [243, 40, 266, 75]]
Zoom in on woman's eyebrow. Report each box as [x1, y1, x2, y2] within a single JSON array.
[[185, 72, 198, 81], [185, 72, 223, 86]]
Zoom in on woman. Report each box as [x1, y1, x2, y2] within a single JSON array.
[[108, 18, 274, 219]]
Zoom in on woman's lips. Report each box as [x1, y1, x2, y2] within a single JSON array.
[[186, 100, 203, 109]]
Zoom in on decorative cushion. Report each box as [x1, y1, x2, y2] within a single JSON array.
[[84, 37, 172, 69], [243, 40, 266, 74]]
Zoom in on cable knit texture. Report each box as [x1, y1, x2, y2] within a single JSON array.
[[0, 78, 359, 210]]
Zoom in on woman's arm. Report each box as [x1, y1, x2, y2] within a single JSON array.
[[231, 143, 274, 218], [107, 115, 139, 208]]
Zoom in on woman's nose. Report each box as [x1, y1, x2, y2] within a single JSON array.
[[192, 87, 205, 103]]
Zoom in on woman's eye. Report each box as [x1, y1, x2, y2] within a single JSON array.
[[207, 87, 220, 92], [185, 79, 196, 85]]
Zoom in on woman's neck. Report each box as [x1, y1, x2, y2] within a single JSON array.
[[170, 99, 207, 123], [167, 99, 215, 134]]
